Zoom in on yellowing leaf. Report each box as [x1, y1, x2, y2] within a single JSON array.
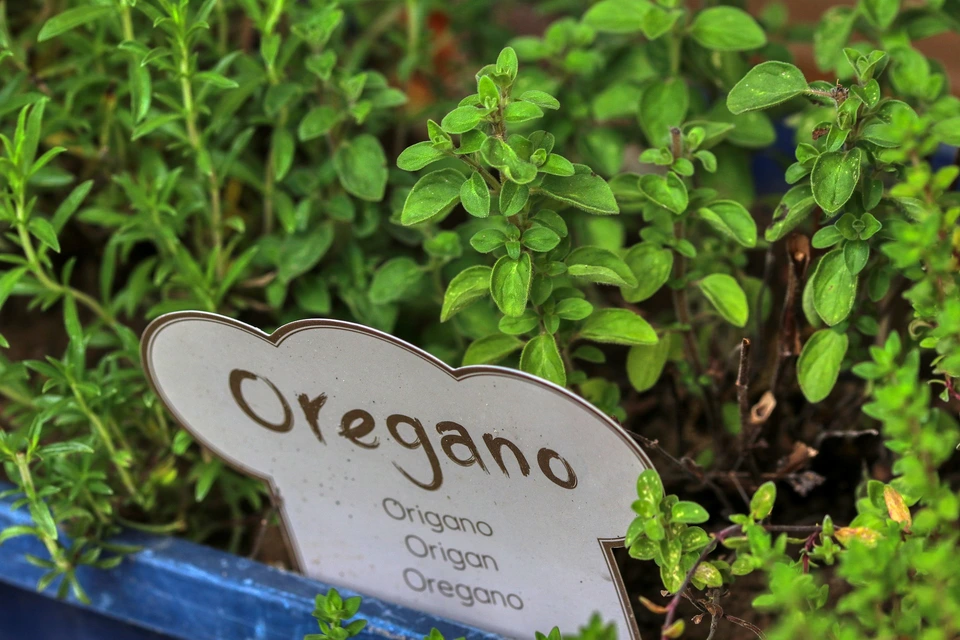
[[883, 485, 912, 532], [835, 527, 881, 548]]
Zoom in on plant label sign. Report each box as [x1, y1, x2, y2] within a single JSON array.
[[142, 312, 653, 640]]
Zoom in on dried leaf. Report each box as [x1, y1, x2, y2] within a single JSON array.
[[639, 596, 669, 614], [883, 485, 912, 532]]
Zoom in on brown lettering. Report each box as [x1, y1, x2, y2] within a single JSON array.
[[229, 369, 293, 433], [537, 448, 578, 489], [437, 421, 488, 472], [482, 434, 530, 478], [339, 409, 379, 449], [297, 393, 328, 443], [386, 414, 443, 490]]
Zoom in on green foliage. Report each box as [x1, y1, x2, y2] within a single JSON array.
[[306, 589, 367, 640], [304, 591, 615, 640], [3, 2, 960, 640], [621, 0, 960, 638], [0, 0, 503, 601]]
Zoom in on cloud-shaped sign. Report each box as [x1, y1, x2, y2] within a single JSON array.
[[142, 312, 653, 639]]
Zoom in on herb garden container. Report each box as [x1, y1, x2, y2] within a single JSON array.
[[0, 482, 494, 640]]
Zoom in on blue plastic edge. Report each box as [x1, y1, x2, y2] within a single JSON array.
[[0, 482, 502, 640]]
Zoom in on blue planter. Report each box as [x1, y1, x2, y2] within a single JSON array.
[[0, 484, 498, 640]]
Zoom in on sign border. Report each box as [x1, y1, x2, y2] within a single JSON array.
[[141, 311, 653, 640]]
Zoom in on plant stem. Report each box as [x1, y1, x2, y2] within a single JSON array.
[[178, 39, 224, 277], [463, 155, 500, 192], [16, 211, 116, 327], [120, 2, 135, 41], [736, 338, 751, 435], [659, 523, 822, 639], [14, 454, 66, 567], [71, 383, 140, 503], [660, 524, 739, 639]]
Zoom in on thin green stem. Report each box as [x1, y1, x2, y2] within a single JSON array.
[[14, 454, 66, 567], [178, 38, 224, 276], [463, 155, 500, 192], [70, 383, 140, 503], [120, 2, 135, 41], [16, 216, 116, 327]]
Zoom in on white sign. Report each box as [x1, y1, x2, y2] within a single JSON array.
[[142, 312, 653, 640]]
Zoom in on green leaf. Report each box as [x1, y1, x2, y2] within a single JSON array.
[[131, 113, 181, 140], [635, 469, 664, 517], [503, 101, 543, 123], [797, 329, 849, 402], [0, 526, 37, 546], [29, 502, 57, 541], [639, 173, 688, 214], [520, 334, 566, 387], [671, 501, 710, 524], [491, 253, 532, 318], [481, 138, 538, 184], [699, 274, 748, 327], [463, 334, 524, 366], [863, 0, 899, 30], [680, 527, 711, 551], [640, 6, 682, 39], [554, 299, 593, 321], [583, 0, 652, 33], [811, 150, 861, 214], [812, 250, 857, 326], [401, 169, 465, 225], [697, 200, 757, 247], [639, 78, 689, 147], [932, 117, 960, 146], [581, 309, 657, 346], [38, 5, 113, 42], [334, 134, 387, 202], [0, 267, 28, 310], [539, 170, 619, 215], [661, 563, 684, 595], [51, 180, 93, 233], [765, 185, 818, 242], [271, 128, 295, 182], [539, 154, 576, 177], [750, 482, 777, 520], [519, 90, 560, 110], [276, 224, 334, 281], [194, 71, 239, 89], [814, 7, 856, 71], [39, 441, 94, 458], [566, 247, 638, 287], [470, 228, 506, 253], [440, 106, 487, 134], [299, 106, 340, 142], [29, 218, 60, 253], [621, 243, 673, 303], [860, 213, 882, 239], [843, 239, 869, 275], [129, 63, 151, 123], [440, 266, 491, 322], [694, 563, 723, 589], [460, 172, 491, 218], [499, 181, 529, 217], [496, 46, 519, 80], [690, 7, 766, 51], [521, 227, 561, 252], [727, 62, 808, 115], [368, 258, 422, 305], [626, 339, 671, 392]]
